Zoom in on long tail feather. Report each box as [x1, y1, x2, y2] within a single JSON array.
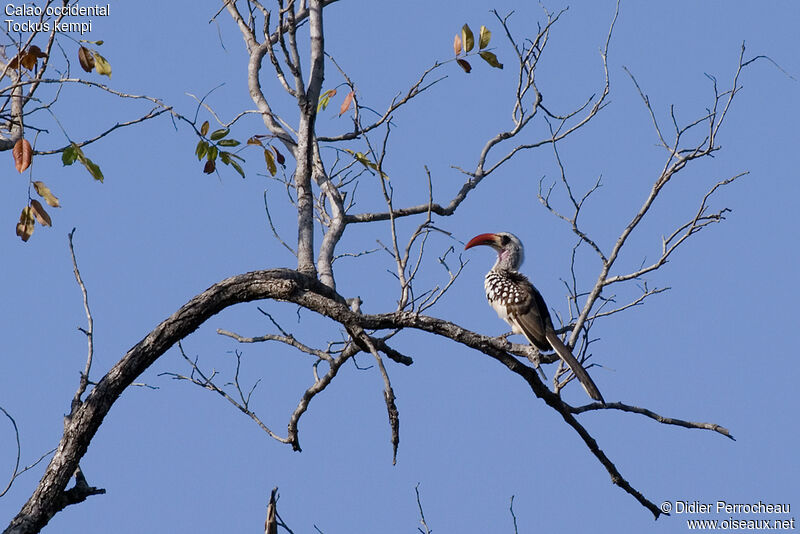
[[546, 330, 605, 403]]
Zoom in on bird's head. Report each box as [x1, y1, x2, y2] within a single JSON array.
[[465, 232, 524, 271]]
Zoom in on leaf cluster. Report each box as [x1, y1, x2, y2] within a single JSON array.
[[77, 43, 112, 77], [454, 23, 503, 73]]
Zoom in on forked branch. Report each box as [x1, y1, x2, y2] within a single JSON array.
[[7, 268, 727, 531]]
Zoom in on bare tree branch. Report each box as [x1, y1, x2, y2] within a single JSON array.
[[359, 334, 400, 465], [4, 3, 760, 531], [509, 495, 520, 534], [7, 265, 738, 531], [562, 46, 758, 352], [67, 229, 94, 416], [344, 4, 617, 227], [571, 401, 734, 440], [160, 342, 291, 444], [415, 484, 432, 534]]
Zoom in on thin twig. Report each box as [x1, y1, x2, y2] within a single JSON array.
[[161, 342, 291, 444], [415, 484, 432, 534], [68, 229, 93, 416], [571, 401, 735, 440], [510, 495, 519, 534]]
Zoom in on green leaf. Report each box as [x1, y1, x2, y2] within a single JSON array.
[[62, 144, 78, 166], [345, 149, 389, 180], [78, 153, 104, 182], [220, 151, 231, 165], [195, 140, 208, 160], [64, 143, 103, 180], [479, 51, 503, 69], [207, 145, 218, 162], [93, 51, 111, 77], [353, 151, 370, 166], [87, 160, 104, 182], [479, 26, 491, 49], [230, 160, 245, 178], [462, 24, 474, 52], [217, 139, 240, 147], [209, 128, 229, 141], [317, 89, 337, 112]]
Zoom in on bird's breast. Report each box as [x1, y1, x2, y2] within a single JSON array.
[[484, 271, 525, 333], [484, 271, 526, 305]]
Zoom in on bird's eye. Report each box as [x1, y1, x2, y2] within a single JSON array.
[[499, 234, 510, 245]]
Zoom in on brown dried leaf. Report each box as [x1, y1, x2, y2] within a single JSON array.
[[15, 206, 35, 242], [453, 34, 462, 56], [339, 90, 354, 117], [456, 59, 472, 73], [28, 45, 47, 58], [19, 46, 46, 70], [20, 52, 37, 71], [200, 120, 210, 136], [78, 46, 94, 72], [203, 159, 216, 174], [33, 181, 60, 207], [13, 138, 32, 173], [272, 146, 285, 166], [264, 148, 277, 176], [30, 199, 51, 227]]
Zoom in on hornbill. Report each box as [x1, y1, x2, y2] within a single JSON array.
[[465, 232, 604, 403]]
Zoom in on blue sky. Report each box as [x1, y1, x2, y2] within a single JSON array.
[[1, 1, 799, 532]]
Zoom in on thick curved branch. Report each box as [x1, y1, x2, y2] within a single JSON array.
[[8, 261, 730, 531], [4, 269, 341, 534]]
